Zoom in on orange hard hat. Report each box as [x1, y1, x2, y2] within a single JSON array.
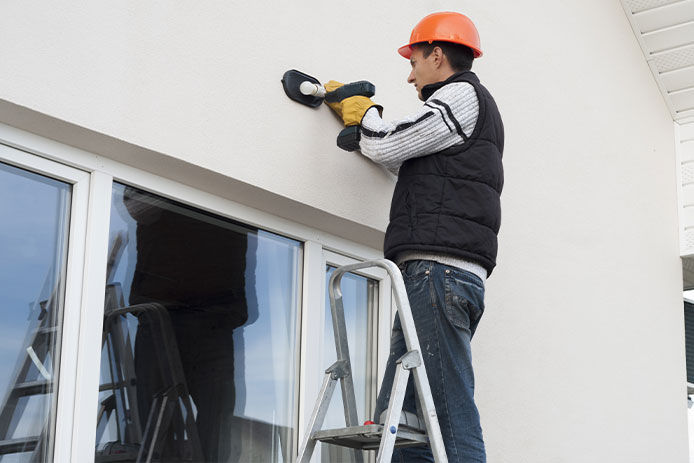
[[398, 12, 482, 59]]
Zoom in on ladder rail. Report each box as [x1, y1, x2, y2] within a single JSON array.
[[327, 275, 361, 429], [376, 353, 413, 462], [103, 283, 143, 444], [322, 278, 365, 463], [296, 364, 341, 463]]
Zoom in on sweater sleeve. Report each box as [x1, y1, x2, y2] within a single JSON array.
[[359, 82, 479, 175]]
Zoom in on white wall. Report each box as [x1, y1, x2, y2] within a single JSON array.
[[0, 0, 688, 461]]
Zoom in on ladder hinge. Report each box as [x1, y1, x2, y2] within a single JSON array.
[[325, 360, 350, 380], [397, 350, 421, 370]]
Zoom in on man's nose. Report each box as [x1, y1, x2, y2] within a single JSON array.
[[407, 70, 415, 84]]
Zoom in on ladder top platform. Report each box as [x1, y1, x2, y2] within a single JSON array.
[[313, 424, 428, 450]]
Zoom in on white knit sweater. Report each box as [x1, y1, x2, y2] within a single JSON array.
[[359, 82, 479, 175]]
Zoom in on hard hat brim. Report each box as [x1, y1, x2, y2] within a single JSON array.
[[398, 44, 413, 59], [397, 42, 483, 59]]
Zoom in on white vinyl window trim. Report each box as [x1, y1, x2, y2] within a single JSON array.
[[0, 122, 392, 462]]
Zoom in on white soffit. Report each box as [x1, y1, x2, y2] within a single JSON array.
[[622, 0, 694, 121]]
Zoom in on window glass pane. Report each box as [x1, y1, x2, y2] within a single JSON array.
[[96, 183, 301, 462], [0, 161, 71, 463], [321, 266, 377, 462]]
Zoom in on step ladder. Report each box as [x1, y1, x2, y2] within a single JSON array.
[[0, 270, 61, 462], [95, 233, 204, 462], [96, 296, 204, 462], [297, 259, 448, 463], [0, 232, 126, 460]]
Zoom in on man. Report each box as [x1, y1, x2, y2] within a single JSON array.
[[324, 12, 504, 462]]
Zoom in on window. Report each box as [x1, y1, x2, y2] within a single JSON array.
[[95, 184, 302, 462], [0, 161, 71, 462], [0, 127, 389, 463], [0, 144, 91, 463]]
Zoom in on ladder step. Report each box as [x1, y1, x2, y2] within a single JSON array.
[[0, 436, 39, 455], [313, 424, 429, 450], [99, 381, 133, 392], [14, 380, 52, 397], [94, 442, 141, 462], [37, 326, 58, 336]]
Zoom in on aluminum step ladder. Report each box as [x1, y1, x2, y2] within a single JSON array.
[[95, 233, 204, 462], [0, 272, 60, 462], [0, 234, 126, 460], [296, 259, 448, 463], [97, 298, 204, 463]]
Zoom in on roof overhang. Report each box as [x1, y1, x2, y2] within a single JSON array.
[[621, 0, 694, 122]]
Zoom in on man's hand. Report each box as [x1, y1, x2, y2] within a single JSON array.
[[324, 80, 382, 127]]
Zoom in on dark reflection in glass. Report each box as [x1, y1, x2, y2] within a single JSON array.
[[96, 184, 301, 462], [0, 161, 71, 463]]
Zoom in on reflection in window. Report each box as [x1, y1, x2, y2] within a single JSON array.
[[95, 183, 301, 462], [0, 162, 71, 462], [322, 267, 377, 463]]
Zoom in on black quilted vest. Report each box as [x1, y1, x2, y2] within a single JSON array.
[[383, 71, 504, 275]]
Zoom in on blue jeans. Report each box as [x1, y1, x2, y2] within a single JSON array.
[[374, 260, 486, 462]]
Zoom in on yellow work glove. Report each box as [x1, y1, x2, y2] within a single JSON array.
[[324, 80, 382, 127]]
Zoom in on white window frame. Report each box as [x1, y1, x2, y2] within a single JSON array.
[[0, 142, 92, 462], [0, 122, 393, 462]]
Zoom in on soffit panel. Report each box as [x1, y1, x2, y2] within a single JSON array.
[[624, 0, 683, 14], [673, 88, 694, 112], [622, 0, 694, 121], [635, 1, 694, 33], [652, 44, 694, 72], [679, 108, 694, 119], [642, 22, 694, 54], [661, 66, 694, 92]]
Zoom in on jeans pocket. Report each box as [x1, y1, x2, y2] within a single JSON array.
[[445, 293, 472, 330], [444, 274, 484, 330]]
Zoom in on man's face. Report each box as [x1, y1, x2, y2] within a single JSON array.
[[407, 47, 440, 101]]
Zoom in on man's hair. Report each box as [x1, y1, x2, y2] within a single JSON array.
[[413, 41, 474, 72]]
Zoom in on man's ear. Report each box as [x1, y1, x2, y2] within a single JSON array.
[[432, 46, 444, 68]]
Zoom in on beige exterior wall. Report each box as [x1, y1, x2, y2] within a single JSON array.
[[0, 0, 688, 461]]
